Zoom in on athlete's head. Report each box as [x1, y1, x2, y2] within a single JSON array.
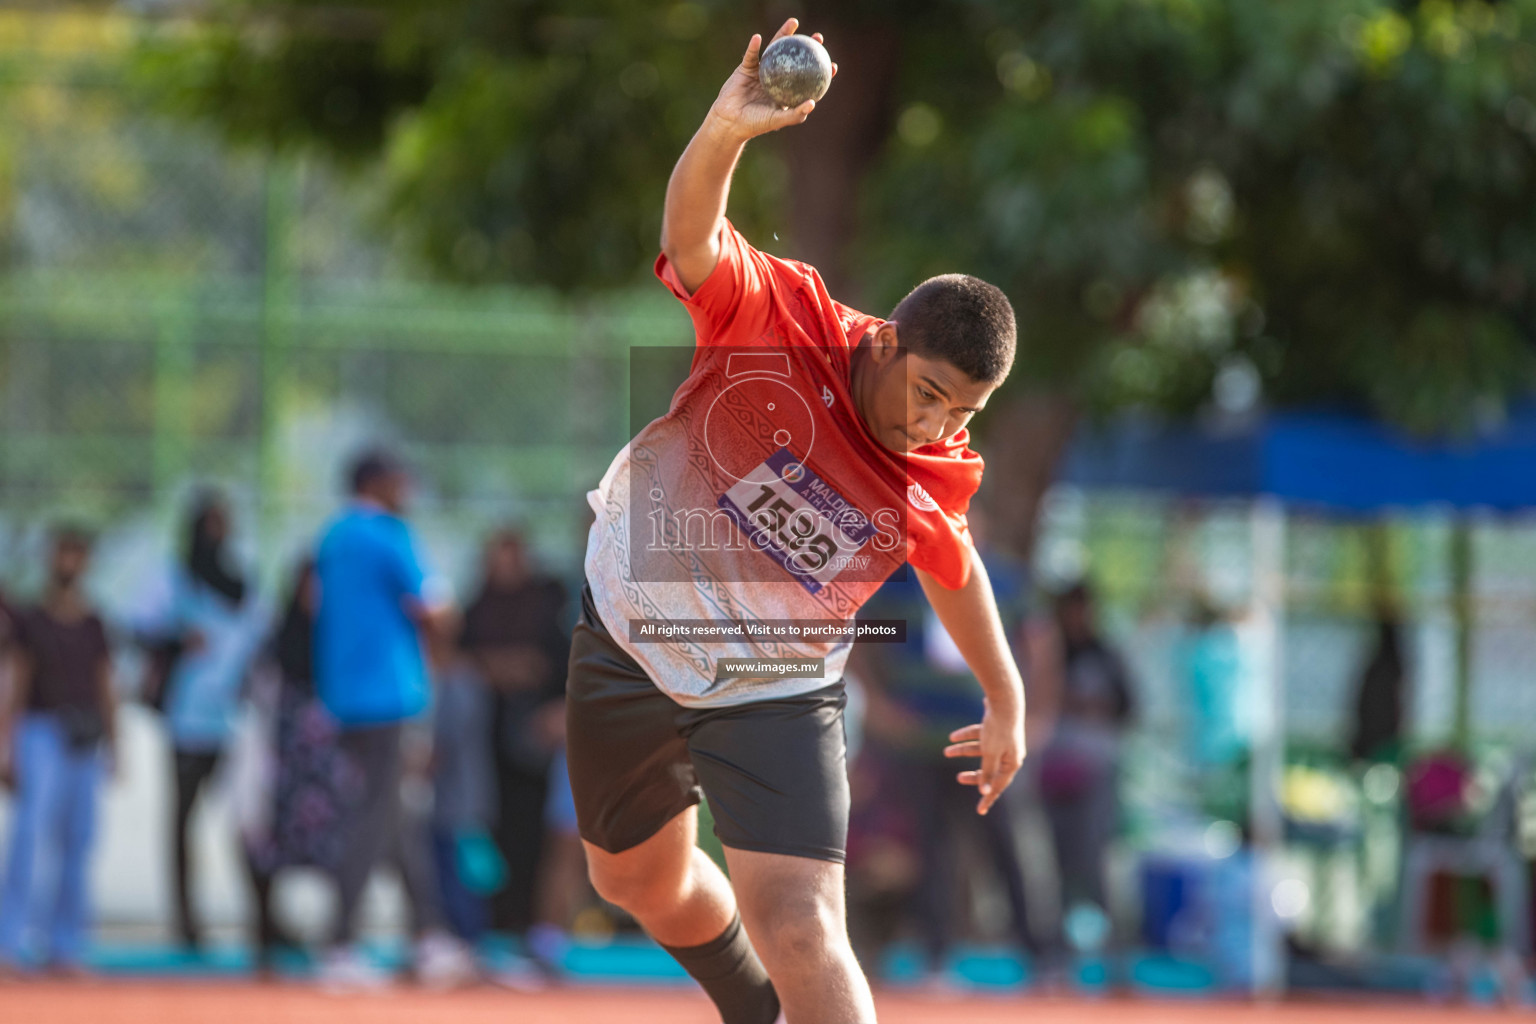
[[855, 274, 1016, 454]]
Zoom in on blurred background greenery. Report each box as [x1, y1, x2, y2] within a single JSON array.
[[4, 0, 1536, 968], [7, 1, 1536, 547], [125, 0, 1536, 551]]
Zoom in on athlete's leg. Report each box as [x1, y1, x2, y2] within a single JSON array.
[[726, 846, 876, 1024], [679, 681, 863, 1023], [583, 806, 733, 946], [565, 582, 777, 1021], [586, 808, 779, 1024]]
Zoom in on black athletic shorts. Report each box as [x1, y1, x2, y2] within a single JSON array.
[[566, 583, 850, 863]]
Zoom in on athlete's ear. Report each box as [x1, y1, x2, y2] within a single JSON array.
[[870, 322, 902, 366]]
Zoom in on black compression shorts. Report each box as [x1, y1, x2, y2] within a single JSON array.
[[565, 583, 850, 863]]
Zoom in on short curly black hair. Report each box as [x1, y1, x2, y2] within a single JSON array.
[[890, 274, 1017, 384]]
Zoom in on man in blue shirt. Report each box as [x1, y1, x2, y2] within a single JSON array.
[[315, 450, 469, 989]]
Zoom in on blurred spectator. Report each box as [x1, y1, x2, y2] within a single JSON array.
[[1176, 596, 1249, 772], [139, 491, 265, 952], [241, 559, 356, 974], [1399, 747, 1531, 1003], [1036, 582, 1133, 957], [0, 527, 116, 976], [0, 589, 13, 649], [853, 524, 1039, 986], [1170, 596, 1254, 832], [523, 508, 601, 965], [0, 589, 14, 708], [314, 450, 471, 989], [429, 658, 496, 945], [844, 746, 920, 975], [1349, 612, 1406, 765], [457, 530, 569, 953], [529, 745, 590, 963]]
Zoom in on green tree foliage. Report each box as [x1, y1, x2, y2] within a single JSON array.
[[137, 0, 1536, 431], [135, 2, 774, 291], [868, 0, 1536, 431]]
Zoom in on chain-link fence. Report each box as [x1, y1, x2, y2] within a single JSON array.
[[0, 18, 695, 934], [0, 17, 690, 598]]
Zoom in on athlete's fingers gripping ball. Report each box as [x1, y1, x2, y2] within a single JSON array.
[[742, 34, 814, 127]]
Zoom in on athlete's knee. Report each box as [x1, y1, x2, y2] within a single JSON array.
[[586, 854, 649, 909], [585, 847, 682, 916], [584, 812, 703, 918], [762, 906, 842, 966], [741, 873, 846, 966]]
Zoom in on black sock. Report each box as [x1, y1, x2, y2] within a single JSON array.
[[660, 913, 780, 1024]]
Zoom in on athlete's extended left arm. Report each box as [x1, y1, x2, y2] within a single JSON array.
[[915, 550, 1027, 816]]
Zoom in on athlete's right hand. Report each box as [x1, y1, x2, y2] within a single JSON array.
[[945, 698, 1025, 816], [705, 19, 837, 143]]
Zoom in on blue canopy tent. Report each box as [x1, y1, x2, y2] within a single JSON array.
[[1056, 407, 1536, 995], [1062, 407, 1536, 512]]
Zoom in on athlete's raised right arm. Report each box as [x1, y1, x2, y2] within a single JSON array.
[[661, 18, 831, 294]]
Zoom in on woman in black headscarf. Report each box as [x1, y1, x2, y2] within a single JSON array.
[[1349, 613, 1406, 764], [154, 490, 263, 953], [186, 494, 247, 605]]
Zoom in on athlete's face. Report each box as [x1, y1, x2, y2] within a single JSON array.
[[860, 323, 997, 453]]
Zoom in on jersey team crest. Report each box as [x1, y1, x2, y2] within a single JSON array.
[[907, 480, 940, 512]]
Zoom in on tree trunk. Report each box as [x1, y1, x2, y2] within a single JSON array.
[[766, 12, 1074, 561], [774, 17, 900, 304], [979, 392, 1080, 562]]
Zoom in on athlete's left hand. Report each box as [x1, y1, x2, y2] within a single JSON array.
[[945, 698, 1025, 816]]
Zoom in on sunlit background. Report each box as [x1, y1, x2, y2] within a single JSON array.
[[3, 0, 1536, 1011]]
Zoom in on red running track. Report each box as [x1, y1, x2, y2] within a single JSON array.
[[0, 981, 1498, 1024]]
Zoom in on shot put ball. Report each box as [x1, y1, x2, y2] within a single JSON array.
[[758, 34, 832, 108]]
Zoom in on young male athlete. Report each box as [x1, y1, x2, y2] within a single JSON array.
[[566, 19, 1026, 1024]]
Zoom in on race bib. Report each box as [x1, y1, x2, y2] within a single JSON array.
[[719, 448, 877, 594]]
